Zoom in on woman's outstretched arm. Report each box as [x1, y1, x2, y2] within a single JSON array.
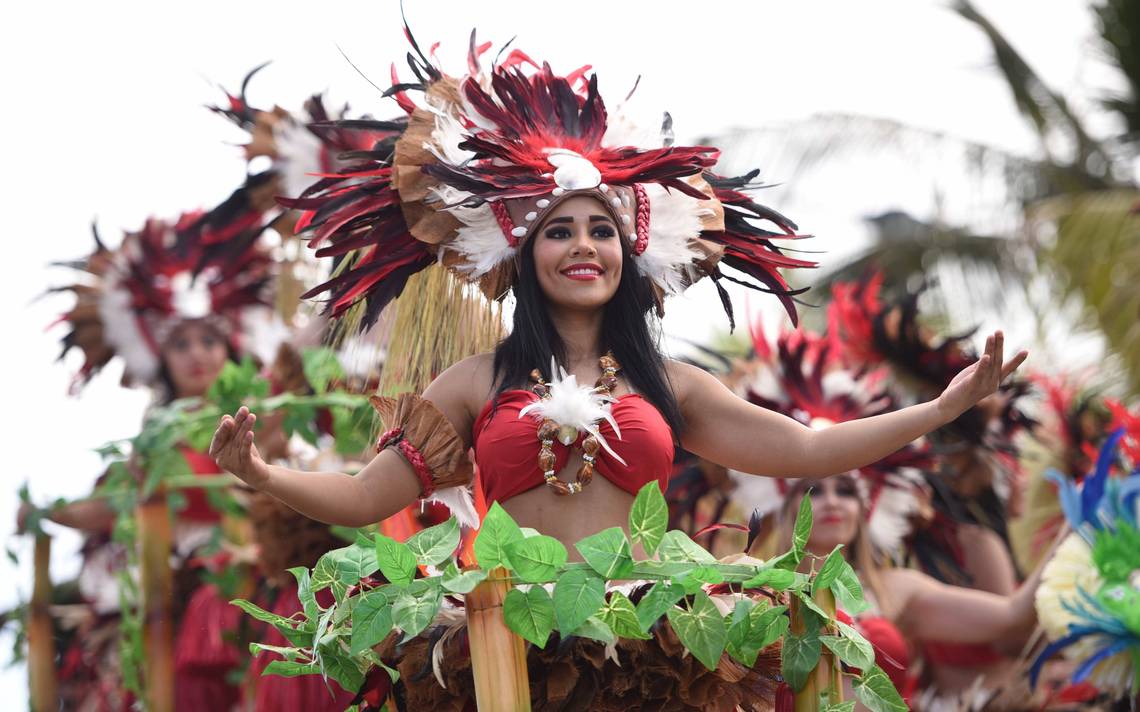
[[208, 356, 486, 527], [676, 331, 1027, 478]]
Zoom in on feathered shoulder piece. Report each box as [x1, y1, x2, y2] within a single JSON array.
[[51, 203, 282, 390], [280, 24, 816, 332]]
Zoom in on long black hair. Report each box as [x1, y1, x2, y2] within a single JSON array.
[[491, 229, 686, 438]]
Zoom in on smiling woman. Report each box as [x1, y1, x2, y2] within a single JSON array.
[[207, 25, 1027, 710]]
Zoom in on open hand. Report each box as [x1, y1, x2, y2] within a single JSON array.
[[209, 406, 271, 489], [937, 331, 1028, 423]]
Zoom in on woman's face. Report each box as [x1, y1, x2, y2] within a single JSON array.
[[531, 195, 624, 313], [161, 320, 229, 399], [797, 475, 863, 555]]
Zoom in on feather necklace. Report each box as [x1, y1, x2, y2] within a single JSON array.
[[519, 353, 624, 495]]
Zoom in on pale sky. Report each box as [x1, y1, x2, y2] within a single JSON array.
[[0, 0, 1120, 704]]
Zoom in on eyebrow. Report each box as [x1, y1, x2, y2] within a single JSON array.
[[545, 215, 614, 225]]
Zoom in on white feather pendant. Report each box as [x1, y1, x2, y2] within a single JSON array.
[[519, 358, 626, 465], [423, 485, 480, 531], [431, 185, 516, 278], [636, 183, 706, 295]]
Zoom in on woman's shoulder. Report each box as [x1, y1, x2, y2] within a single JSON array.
[[662, 358, 718, 403], [430, 352, 497, 401]]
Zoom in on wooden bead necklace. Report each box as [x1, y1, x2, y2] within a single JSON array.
[[528, 353, 621, 495]]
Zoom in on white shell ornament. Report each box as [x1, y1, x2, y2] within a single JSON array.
[[545, 148, 602, 191]]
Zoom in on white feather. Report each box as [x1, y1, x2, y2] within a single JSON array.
[[272, 118, 326, 199], [424, 98, 476, 166], [518, 358, 625, 465], [728, 470, 787, 519], [98, 269, 159, 384], [431, 185, 516, 278], [866, 480, 920, 557], [635, 183, 705, 295], [235, 305, 290, 366], [423, 485, 480, 531]]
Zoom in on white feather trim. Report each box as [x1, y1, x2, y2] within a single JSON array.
[[518, 358, 625, 465], [636, 183, 705, 295], [431, 185, 516, 278], [272, 118, 326, 199], [98, 270, 159, 384], [424, 485, 480, 531], [867, 483, 919, 557], [235, 305, 290, 366], [425, 98, 477, 166], [728, 470, 787, 519]]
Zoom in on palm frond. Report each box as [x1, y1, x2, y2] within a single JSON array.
[[1035, 190, 1140, 394], [953, 0, 1116, 189]]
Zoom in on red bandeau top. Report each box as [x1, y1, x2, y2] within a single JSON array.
[[179, 446, 224, 523], [472, 390, 675, 504]]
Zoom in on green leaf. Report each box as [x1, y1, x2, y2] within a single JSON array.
[[311, 553, 338, 594], [406, 517, 461, 567], [248, 642, 304, 661], [822, 701, 857, 712], [852, 665, 907, 712], [506, 535, 568, 583], [775, 494, 813, 571], [741, 566, 796, 591], [302, 347, 346, 395], [636, 581, 687, 633], [827, 621, 876, 670], [319, 651, 366, 692], [351, 589, 394, 655], [331, 403, 375, 456], [629, 481, 668, 555], [374, 534, 417, 585], [325, 543, 381, 589], [575, 527, 635, 579], [794, 590, 831, 622], [391, 582, 442, 641], [830, 559, 870, 615], [677, 564, 725, 594], [502, 586, 555, 648], [263, 660, 321, 678], [288, 567, 319, 621], [781, 629, 822, 692], [570, 615, 615, 645], [441, 561, 489, 594], [726, 600, 789, 667], [553, 568, 605, 633], [598, 591, 650, 640], [473, 502, 524, 570], [657, 530, 717, 564], [812, 546, 845, 595], [665, 590, 728, 671], [231, 599, 307, 634]]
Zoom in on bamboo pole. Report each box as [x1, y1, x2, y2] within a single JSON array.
[[792, 588, 842, 712], [27, 534, 58, 712], [465, 568, 531, 712], [138, 492, 175, 712]]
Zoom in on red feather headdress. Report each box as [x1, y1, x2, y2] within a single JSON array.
[[282, 28, 816, 331], [728, 321, 931, 557], [827, 273, 1035, 452], [51, 202, 283, 390]]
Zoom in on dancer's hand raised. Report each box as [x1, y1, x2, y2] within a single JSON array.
[[209, 406, 271, 488], [937, 330, 1027, 422]]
